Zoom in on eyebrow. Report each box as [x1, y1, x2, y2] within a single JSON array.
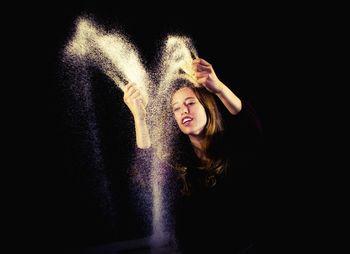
[[172, 96, 196, 106]]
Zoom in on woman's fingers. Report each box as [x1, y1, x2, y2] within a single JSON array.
[[125, 90, 145, 107], [197, 77, 208, 84], [195, 72, 209, 79], [123, 83, 142, 100], [127, 88, 139, 99], [123, 82, 140, 95], [132, 94, 143, 102], [193, 58, 212, 77], [123, 83, 133, 93], [123, 83, 132, 100], [193, 58, 211, 66], [122, 83, 147, 120], [125, 92, 141, 105], [135, 97, 146, 109], [195, 65, 211, 72]]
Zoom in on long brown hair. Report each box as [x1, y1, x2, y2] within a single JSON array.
[[168, 79, 228, 195]]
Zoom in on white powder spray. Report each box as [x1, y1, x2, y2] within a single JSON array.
[[63, 16, 198, 251], [64, 17, 150, 101]]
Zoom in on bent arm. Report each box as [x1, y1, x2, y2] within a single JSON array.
[[215, 82, 242, 115], [123, 83, 151, 149], [134, 117, 151, 149], [192, 58, 241, 115]]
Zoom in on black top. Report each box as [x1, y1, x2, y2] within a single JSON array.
[[135, 101, 263, 253]]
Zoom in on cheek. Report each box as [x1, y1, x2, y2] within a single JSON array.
[[174, 113, 182, 126], [198, 107, 207, 125]]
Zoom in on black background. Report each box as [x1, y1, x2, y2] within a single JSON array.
[[9, 2, 318, 253]]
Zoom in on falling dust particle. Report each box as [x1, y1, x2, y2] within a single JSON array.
[[63, 15, 199, 251], [64, 17, 150, 101], [148, 35, 198, 250]]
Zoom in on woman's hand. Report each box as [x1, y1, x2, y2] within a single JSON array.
[[123, 82, 147, 121], [193, 58, 242, 115], [192, 58, 223, 95], [123, 82, 151, 148]]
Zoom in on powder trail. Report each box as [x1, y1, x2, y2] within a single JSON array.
[[63, 16, 198, 250]]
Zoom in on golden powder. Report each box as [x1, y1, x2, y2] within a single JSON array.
[[64, 17, 149, 103], [63, 16, 198, 248], [149, 35, 198, 163]]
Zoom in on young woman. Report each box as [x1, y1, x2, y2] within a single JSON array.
[[123, 58, 262, 253]]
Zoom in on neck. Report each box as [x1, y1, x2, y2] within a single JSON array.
[[189, 134, 207, 161]]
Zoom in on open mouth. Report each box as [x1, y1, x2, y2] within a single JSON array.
[[182, 116, 193, 125]]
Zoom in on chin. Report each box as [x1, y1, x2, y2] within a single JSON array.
[[179, 127, 191, 135], [180, 129, 191, 135], [182, 128, 203, 136]]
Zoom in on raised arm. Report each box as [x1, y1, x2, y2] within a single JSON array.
[[192, 58, 242, 115], [123, 83, 151, 149]]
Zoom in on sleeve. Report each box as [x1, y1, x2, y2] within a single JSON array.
[[218, 101, 264, 221], [223, 100, 263, 151], [220, 100, 264, 182]]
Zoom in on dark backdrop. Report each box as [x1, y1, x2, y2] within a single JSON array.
[[13, 2, 292, 253]]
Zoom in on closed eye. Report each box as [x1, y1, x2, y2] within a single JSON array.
[[186, 101, 196, 106]]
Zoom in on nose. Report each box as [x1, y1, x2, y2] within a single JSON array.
[[181, 105, 189, 114]]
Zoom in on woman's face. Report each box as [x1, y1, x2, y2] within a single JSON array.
[[171, 87, 207, 136]]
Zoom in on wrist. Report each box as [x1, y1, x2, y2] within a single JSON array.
[[215, 81, 225, 96], [134, 114, 147, 124]]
